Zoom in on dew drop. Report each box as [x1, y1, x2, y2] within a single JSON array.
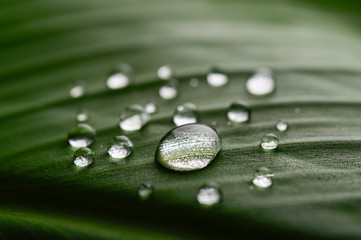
[[196, 185, 221, 207], [173, 103, 198, 126], [207, 67, 228, 87], [252, 168, 274, 189], [76, 108, 89, 122], [157, 65, 173, 80], [276, 120, 288, 132], [68, 123, 96, 148], [189, 78, 199, 87], [159, 80, 178, 100], [138, 183, 154, 200], [119, 105, 150, 131], [155, 123, 221, 171], [108, 135, 133, 159], [106, 63, 132, 89], [260, 134, 279, 150], [144, 102, 157, 114], [73, 147, 94, 167], [246, 68, 275, 96], [227, 102, 250, 123], [69, 83, 85, 98]]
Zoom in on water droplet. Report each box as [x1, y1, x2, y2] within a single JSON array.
[[207, 67, 228, 87], [189, 78, 199, 87], [155, 123, 221, 171], [260, 134, 279, 150], [76, 108, 89, 122], [211, 121, 217, 126], [227, 102, 250, 123], [276, 120, 288, 132], [69, 83, 85, 98], [138, 183, 154, 200], [157, 65, 173, 80], [196, 185, 221, 207], [295, 108, 301, 114], [68, 123, 96, 148], [119, 105, 150, 131], [144, 102, 157, 114], [73, 147, 94, 167], [159, 80, 178, 100], [173, 103, 198, 126], [252, 168, 274, 189], [106, 64, 132, 89], [246, 68, 275, 96], [108, 135, 133, 159]]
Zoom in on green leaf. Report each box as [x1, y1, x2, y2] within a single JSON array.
[[1, 0, 361, 239]]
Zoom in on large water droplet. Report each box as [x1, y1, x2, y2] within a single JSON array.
[[276, 120, 288, 132], [189, 78, 199, 87], [207, 67, 228, 87], [251, 167, 274, 189], [73, 147, 94, 167], [69, 83, 85, 98], [246, 68, 275, 96], [144, 102, 157, 114], [155, 123, 221, 171], [260, 134, 279, 150], [108, 135, 133, 159], [119, 105, 150, 131], [157, 65, 173, 80], [76, 108, 89, 122], [68, 123, 96, 148], [138, 183, 154, 200], [106, 63, 132, 89], [196, 185, 221, 207], [227, 102, 250, 123], [159, 80, 178, 100], [173, 103, 198, 126]]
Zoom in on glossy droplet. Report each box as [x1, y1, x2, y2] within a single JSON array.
[[155, 123, 221, 171], [246, 68, 275, 96], [69, 83, 85, 98], [207, 67, 228, 87], [252, 168, 274, 189], [76, 108, 89, 122], [159, 80, 178, 100], [260, 134, 279, 150], [276, 120, 288, 132], [68, 123, 96, 148], [119, 105, 150, 131], [173, 103, 198, 126], [108, 135, 133, 159], [189, 78, 199, 87], [227, 102, 250, 123], [138, 183, 154, 200], [106, 64, 132, 89], [196, 186, 221, 207], [73, 147, 94, 167], [157, 65, 173, 80], [144, 102, 157, 114]]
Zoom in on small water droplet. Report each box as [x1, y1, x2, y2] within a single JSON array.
[[108, 135, 133, 159], [173, 103, 198, 126], [260, 134, 279, 150], [159, 80, 178, 100], [276, 120, 288, 132], [207, 67, 228, 87], [227, 102, 250, 123], [295, 108, 301, 114], [119, 105, 150, 131], [76, 108, 89, 122], [73, 147, 94, 167], [196, 185, 221, 207], [138, 183, 154, 200], [211, 121, 217, 126], [155, 123, 221, 171], [246, 68, 275, 96], [69, 83, 85, 98], [68, 123, 96, 148], [252, 168, 274, 189], [144, 102, 157, 114], [157, 65, 173, 80], [189, 78, 199, 87], [106, 64, 132, 89]]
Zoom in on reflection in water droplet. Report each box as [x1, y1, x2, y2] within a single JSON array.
[[173, 103, 198, 126], [246, 68, 275, 96], [157, 65, 173, 80], [252, 168, 274, 189], [108, 135, 133, 159], [260, 134, 279, 150], [73, 147, 94, 167], [159, 80, 178, 100], [145, 102, 157, 114], [138, 183, 154, 200], [227, 102, 250, 123], [155, 124, 222, 171], [119, 105, 150, 131], [106, 64, 132, 89], [68, 123, 96, 148], [189, 78, 199, 87], [207, 67, 228, 87], [69, 84, 85, 98], [196, 186, 221, 207], [276, 120, 288, 132], [76, 108, 89, 122]]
